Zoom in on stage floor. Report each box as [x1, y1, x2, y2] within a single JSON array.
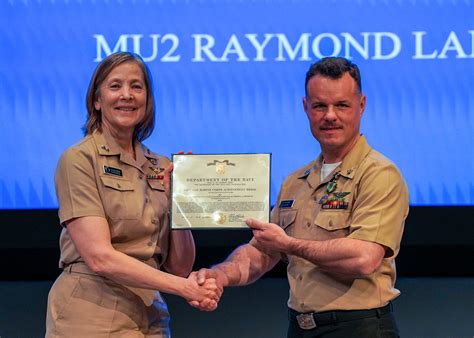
[[1, 277, 472, 338]]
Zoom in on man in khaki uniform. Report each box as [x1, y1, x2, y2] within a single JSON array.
[[193, 57, 409, 338]]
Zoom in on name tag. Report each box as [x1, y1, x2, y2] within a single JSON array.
[[103, 165, 123, 177], [279, 200, 294, 209]]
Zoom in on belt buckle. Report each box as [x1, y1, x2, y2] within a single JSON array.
[[296, 313, 317, 330]]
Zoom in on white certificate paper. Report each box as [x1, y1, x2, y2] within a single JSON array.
[[171, 154, 271, 229]]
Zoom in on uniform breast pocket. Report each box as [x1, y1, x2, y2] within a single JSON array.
[[100, 176, 139, 220], [147, 180, 168, 211], [314, 211, 350, 235], [147, 180, 165, 192]]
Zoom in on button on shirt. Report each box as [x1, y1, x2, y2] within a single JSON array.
[[269, 135, 409, 313], [55, 129, 171, 270]]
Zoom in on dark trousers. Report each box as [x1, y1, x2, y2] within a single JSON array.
[[287, 305, 399, 338]]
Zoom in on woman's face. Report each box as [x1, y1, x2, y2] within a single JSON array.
[[94, 61, 147, 135]]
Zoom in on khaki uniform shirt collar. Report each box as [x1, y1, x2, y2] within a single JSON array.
[[303, 135, 371, 190], [133, 141, 148, 169], [338, 135, 371, 179], [92, 129, 150, 172], [142, 145, 161, 164], [93, 128, 121, 156], [303, 154, 323, 190]]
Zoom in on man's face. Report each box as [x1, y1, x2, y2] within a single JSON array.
[[303, 73, 366, 161]]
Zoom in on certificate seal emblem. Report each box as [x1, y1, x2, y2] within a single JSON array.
[[207, 160, 235, 175], [212, 211, 227, 225], [216, 162, 226, 175]]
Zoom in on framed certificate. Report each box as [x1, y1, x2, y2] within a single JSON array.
[[171, 154, 271, 229]]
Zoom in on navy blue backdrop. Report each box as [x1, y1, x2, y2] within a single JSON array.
[[1, 0, 473, 209]]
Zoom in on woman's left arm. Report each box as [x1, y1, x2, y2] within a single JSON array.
[[162, 155, 196, 277]]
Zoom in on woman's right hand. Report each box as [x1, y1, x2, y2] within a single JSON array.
[[181, 275, 221, 311]]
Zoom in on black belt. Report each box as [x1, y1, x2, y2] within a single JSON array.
[[288, 302, 393, 330]]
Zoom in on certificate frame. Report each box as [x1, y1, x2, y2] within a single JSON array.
[[171, 153, 271, 229]]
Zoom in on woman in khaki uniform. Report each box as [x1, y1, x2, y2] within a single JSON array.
[[46, 52, 220, 337]]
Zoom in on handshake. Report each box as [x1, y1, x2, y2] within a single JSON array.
[[183, 267, 227, 312], [175, 218, 286, 311]]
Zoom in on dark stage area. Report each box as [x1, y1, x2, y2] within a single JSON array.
[[0, 207, 473, 337], [1, 206, 473, 280], [0, 278, 473, 338]]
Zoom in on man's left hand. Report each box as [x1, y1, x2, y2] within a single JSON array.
[[246, 218, 291, 253]]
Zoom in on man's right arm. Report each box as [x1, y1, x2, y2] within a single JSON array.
[[189, 242, 280, 310], [212, 242, 280, 287], [190, 180, 286, 310]]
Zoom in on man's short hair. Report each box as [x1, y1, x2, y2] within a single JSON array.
[[305, 57, 362, 96]]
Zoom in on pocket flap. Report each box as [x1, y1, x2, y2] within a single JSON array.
[[279, 209, 297, 230], [100, 176, 134, 191], [315, 212, 350, 231], [147, 180, 165, 191]]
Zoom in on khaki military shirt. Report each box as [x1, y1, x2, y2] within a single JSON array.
[[270, 135, 409, 313], [55, 129, 171, 270]]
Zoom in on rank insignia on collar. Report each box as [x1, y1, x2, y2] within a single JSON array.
[[279, 200, 294, 209], [303, 168, 311, 176], [149, 158, 158, 165], [321, 191, 350, 210]]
